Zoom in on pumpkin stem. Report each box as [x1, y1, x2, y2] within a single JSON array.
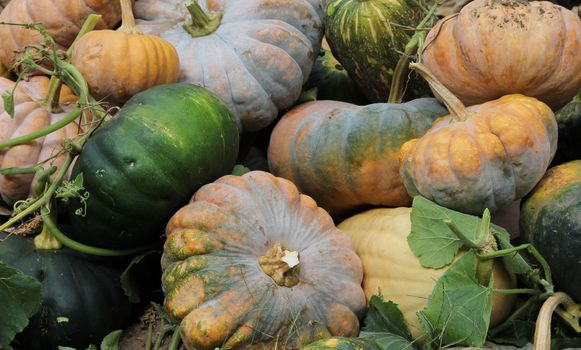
[[118, 0, 142, 35], [409, 62, 472, 122], [44, 77, 64, 113], [259, 242, 300, 287], [183, 0, 222, 38], [34, 221, 63, 250], [533, 292, 581, 350]]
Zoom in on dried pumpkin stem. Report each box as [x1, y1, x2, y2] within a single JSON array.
[[118, 0, 141, 35], [409, 62, 472, 122], [533, 292, 581, 350], [183, 0, 222, 37], [259, 242, 300, 287]]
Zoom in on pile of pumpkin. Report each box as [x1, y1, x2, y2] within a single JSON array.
[[0, 0, 580, 349]]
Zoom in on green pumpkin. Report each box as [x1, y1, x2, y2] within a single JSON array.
[[520, 160, 581, 301], [303, 337, 384, 350], [0, 232, 133, 350], [552, 91, 581, 165], [325, 0, 429, 102], [68, 83, 239, 248]]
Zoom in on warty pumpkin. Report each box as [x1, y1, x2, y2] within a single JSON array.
[[134, 0, 324, 132], [71, 0, 180, 105], [399, 63, 558, 215], [161, 170, 366, 349], [0, 76, 87, 205], [337, 207, 517, 342], [421, 0, 581, 110], [0, 0, 124, 71]]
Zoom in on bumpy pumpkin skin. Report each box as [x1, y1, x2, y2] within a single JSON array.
[[0, 0, 124, 70], [422, 0, 581, 110], [400, 94, 558, 215], [134, 0, 323, 132], [268, 98, 447, 216], [520, 160, 581, 302], [338, 207, 517, 342], [162, 171, 366, 350], [0, 76, 86, 205]]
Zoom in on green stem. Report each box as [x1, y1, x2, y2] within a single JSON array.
[[183, 0, 222, 38], [44, 76, 63, 113], [66, 14, 103, 58], [33, 165, 57, 196], [443, 219, 485, 249], [168, 326, 182, 350], [0, 166, 41, 175], [491, 288, 540, 295], [153, 324, 176, 350], [41, 206, 162, 257]]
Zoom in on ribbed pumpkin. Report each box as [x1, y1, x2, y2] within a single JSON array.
[[325, 0, 429, 102], [421, 0, 581, 110], [0, 76, 86, 205], [134, 0, 324, 132], [268, 98, 447, 217], [0, 0, 124, 70], [338, 207, 517, 341], [520, 160, 581, 302], [71, 0, 179, 105], [399, 64, 558, 215], [161, 170, 366, 349]]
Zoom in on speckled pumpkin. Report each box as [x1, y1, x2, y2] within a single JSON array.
[[161, 170, 366, 350], [421, 0, 581, 110], [0, 76, 87, 205], [399, 64, 558, 215], [71, 0, 179, 105], [134, 0, 324, 132], [0, 0, 124, 70], [267, 98, 447, 216]]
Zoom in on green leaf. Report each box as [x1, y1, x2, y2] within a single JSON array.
[[100, 329, 123, 350], [418, 251, 493, 348], [488, 319, 536, 347], [490, 224, 531, 275], [120, 250, 160, 303], [231, 164, 251, 176], [359, 332, 416, 350], [2, 91, 14, 118], [409, 196, 482, 268], [363, 295, 413, 341], [0, 262, 42, 349]]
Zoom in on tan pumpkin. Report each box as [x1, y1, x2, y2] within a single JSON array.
[[0, 0, 124, 70], [162, 170, 366, 349], [421, 0, 581, 110], [399, 63, 558, 215], [338, 207, 517, 342], [0, 76, 86, 205], [71, 0, 180, 105]]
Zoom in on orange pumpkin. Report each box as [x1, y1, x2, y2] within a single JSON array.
[[422, 0, 581, 110]]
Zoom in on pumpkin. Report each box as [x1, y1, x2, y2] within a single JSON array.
[[338, 207, 517, 342], [399, 63, 558, 215], [0, 76, 87, 205], [0, 231, 133, 350], [68, 83, 239, 249], [551, 90, 581, 165], [324, 0, 430, 103], [0, 0, 124, 71], [303, 337, 384, 350], [161, 170, 366, 349], [133, 0, 324, 132], [267, 98, 447, 217], [520, 160, 581, 302], [421, 0, 581, 111], [71, 0, 180, 105]]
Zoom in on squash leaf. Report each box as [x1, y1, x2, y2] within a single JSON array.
[[409, 196, 482, 268], [363, 295, 412, 341], [360, 332, 416, 350], [120, 250, 161, 303], [418, 251, 493, 348], [2, 91, 14, 118], [100, 329, 123, 350], [490, 224, 531, 275], [0, 261, 42, 349]]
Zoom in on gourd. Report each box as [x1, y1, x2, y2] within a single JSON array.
[[68, 83, 239, 248], [0, 0, 124, 70], [0, 231, 133, 350], [338, 207, 517, 341], [399, 63, 558, 215], [133, 0, 324, 132], [520, 160, 581, 302], [71, 0, 180, 105], [421, 0, 581, 110], [161, 170, 366, 349], [268, 97, 447, 217]]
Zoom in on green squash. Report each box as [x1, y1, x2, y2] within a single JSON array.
[[0, 232, 133, 350], [325, 0, 429, 102], [303, 337, 384, 350], [552, 91, 581, 166], [520, 160, 581, 301], [68, 83, 239, 248]]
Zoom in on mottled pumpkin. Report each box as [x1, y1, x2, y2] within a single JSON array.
[[0, 0, 124, 70], [0, 77, 87, 205], [134, 0, 324, 132], [268, 98, 447, 216], [161, 170, 366, 349], [422, 0, 581, 110], [71, 0, 179, 105], [399, 64, 558, 215], [338, 207, 517, 341]]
